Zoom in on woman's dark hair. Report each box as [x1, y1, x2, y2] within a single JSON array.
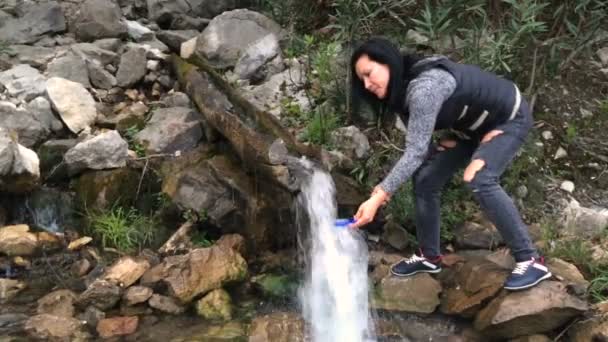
[[350, 37, 422, 114]]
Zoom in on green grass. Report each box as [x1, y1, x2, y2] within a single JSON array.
[[87, 206, 158, 252]]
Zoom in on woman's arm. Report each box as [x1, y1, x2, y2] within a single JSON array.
[[377, 68, 457, 195]]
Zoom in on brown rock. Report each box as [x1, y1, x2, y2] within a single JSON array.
[[96, 316, 139, 339], [368, 250, 403, 267], [141, 246, 247, 303], [71, 258, 92, 277], [567, 314, 608, 341], [440, 259, 508, 317], [474, 281, 588, 339], [372, 273, 442, 313], [123, 285, 153, 306], [148, 294, 185, 314], [36, 232, 62, 251], [103, 256, 150, 287], [195, 288, 232, 320], [546, 257, 589, 290], [249, 312, 305, 342], [24, 314, 86, 341], [453, 221, 503, 250], [0, 224, 38, 256], [77, 279, 122, 310], [216, 234, 246, 256], [37, 289, 77, 318], [0, 278, 26, 303], [67, 236, 93, 251], [370, 264, 389, 284]]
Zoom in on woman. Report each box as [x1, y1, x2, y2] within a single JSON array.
[[349, 37, 551, 290]]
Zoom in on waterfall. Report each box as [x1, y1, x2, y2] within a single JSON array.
[[297, 160, 376, 342]]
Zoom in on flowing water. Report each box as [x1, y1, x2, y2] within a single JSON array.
[[297, 160, 376, 342]]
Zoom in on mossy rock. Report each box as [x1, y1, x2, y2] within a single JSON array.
[[195, 289, 233, 321], [73, 168, 140, 211], [251, 273, 298, 299]]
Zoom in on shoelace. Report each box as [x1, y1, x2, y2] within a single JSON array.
[[512, 259, 534, 275], [404, 254, 426, 264]]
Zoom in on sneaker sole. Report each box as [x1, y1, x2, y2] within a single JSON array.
[[390, 267, 442, 277], [503, 272, 552, 291]]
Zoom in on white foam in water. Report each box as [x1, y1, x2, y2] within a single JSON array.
[[299, 162, 376, 342]]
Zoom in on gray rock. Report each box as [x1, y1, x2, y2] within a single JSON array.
[[73, 0, 127, 42], [147, 0, 237, 22], [38, 139, 78, 180], [77, 279, 122, 311], [381, 221, 412, 251], [453, 221, 503, 250], [8, 45, 57, 68], [195, 9, 284, 68], [161, 92, 192, 108], [0, 128, 40, 192], [329, 125, 371, 160], [134, 107, 202, 154], [0, 313, 28, 335], [0, 101, 49, 147], [0, 64, 47, 102], [148, 294, 185, 314], [156, 29, 199, 52], [46, 53, 91, 88], [71, 42, 118, 65], [87, 60, 117, 89], [64, 130, 128, 175], [26, 96, 63, 133], [79, 306, 105, 328], [0, 1, 66, 44], [126, 20, 154, 41], [93, 38, 123, 52], [234, 34, 280, 80], [46, 77, 97, 133], [116, 46, 147, 87], [561, 199, 608, 239]]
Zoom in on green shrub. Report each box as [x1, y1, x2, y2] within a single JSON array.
[[87, 206, 158, 252]]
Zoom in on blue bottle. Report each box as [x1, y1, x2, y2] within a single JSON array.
[[334, 218, 356, 228]]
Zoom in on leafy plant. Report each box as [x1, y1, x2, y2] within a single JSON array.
[[124, 125, 146, 157], [303, 108, 340, 146], [191, 229, 214, 248], [87, 206, 158, 252]]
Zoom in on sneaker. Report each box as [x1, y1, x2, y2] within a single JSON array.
[[504, 257, 552, 290], [390, 254, 442, 277]]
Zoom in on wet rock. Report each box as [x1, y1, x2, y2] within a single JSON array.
[[64, 130, 128, 175], [234, 33, 281, 81], [216, 234, 246, 256], [0, 278, 26, 303], [37, 139, 76, 181], [474, 281, 588, 339], [195, 288, 232, 320], [0, 224, 38, 256], [24, 314, 87, 341], [73, 167, 140, 211], [185, 321, 247, 340], [123, 286, 153, 306], [37, 289, 77, 318], [134, 107, 202, 155], [141, 246, 247, 303], [0, 64, 47, 102], [0, 313, 28, 335], [73, 0, 126, 42], [561, 199, 608, 239], [156, 30, 199, 52], [71, 43, 118, 66], [0, 2, 66, 44], [381, 221, 412, 251], [251, 273, 298, 299], [249, 312, 305, 342], [372, 273, 442, 313], [96, 316, 139, 339], [329, 125, 371, 160], [86, 59, 117, 90], [148, 294, 185, 314], [46, 77, 97, 134], [116, 46, 147, 88], [440, 259, 508, 318], [46, 54, 90, 88], [77, 279, 122, 310], [103, 256, 150, 287], [0, 101, 49, 148], [453, 221, 503, 250], [195, 9, 283, 68]]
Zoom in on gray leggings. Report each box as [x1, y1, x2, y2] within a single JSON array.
[[413, 100, 538, 262]]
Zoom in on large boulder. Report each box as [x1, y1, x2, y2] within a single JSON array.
[[73, 167, 140, 211], [0, 224, 38, 257], [46, 77, 97, 134], [46, 53, 91, 88], [6, 45, 58, 68], [234, 33, 282, 81], [248, 312, 306, 342], [134, 106, 203, 155], [195, 9, 283, 68], [372, 273, 442, 313], [64, 130, 128, 176], [474, 281, 588, 339], [0, 1, 66, 44], [116, 45, 147, 88], [147, 0, 238, 22], [73, 0, 127, 42], [0, 129, 40, 193], [140, 246, 247, 303], [195, 288, 233, 320], [0, 64, 47, 102], [561, 199, 608, 239]]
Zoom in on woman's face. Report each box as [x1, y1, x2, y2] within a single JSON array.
[[354, 54, 390, 99]]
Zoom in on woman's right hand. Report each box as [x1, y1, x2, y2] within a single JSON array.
[[351, 188, 390, 228]]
